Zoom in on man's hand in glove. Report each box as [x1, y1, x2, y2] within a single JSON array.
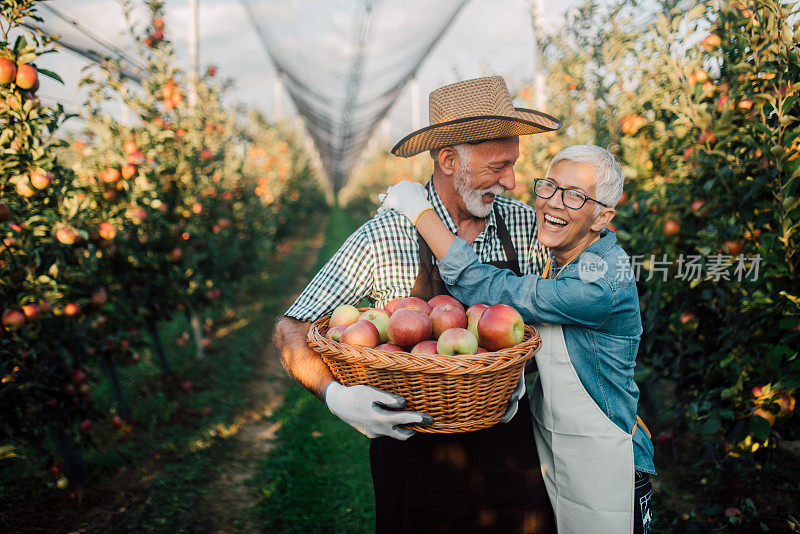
[[499, 372, 526, 424], [325, 380, 434, 440]]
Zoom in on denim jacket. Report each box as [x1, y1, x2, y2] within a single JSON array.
[[438, 229, 656, 475]]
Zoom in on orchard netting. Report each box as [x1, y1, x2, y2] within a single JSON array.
[[33, 0, 470, 192]]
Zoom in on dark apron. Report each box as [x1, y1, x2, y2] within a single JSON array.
[[369, 206, 556, 533]]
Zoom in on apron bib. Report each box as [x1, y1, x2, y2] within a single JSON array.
[[531, 322, 635, 534], [370, 206, 555, 533]]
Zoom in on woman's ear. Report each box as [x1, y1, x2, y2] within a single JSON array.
[[437, 147, 458, 176], [592, 208, 616, 232]]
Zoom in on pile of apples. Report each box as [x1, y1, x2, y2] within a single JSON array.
[[325, 295, 526, 356]]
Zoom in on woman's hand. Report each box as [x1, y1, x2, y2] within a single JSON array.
[[377, 180, 433, 225]]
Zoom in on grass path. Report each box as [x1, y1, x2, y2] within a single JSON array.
[[245, 205, 376, 533]]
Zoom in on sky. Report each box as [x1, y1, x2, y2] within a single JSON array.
[[31, 0, 581, 163]]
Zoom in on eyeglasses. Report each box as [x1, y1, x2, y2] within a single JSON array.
[[533, 178, 608, 210]]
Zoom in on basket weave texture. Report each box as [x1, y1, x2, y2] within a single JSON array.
[[307, 312, 541, 433]]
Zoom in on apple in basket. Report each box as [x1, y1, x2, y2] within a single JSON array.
[[477, 304, 525, 351], [384, 297, 404, 315], [429, 303, 468, 338], [325, 325, 347, 342], [360, 308, 390, 343], [394, 296, 432, 315], [437, 328, 479, 356], [388, 309, 433, 348], [376, 343, 404, 352], [341, 320, 380, 348], [427, 294, 464, 311], [466, 303, 489, 339], [411, 340, 439, 355], [329, 304, 361, 327]]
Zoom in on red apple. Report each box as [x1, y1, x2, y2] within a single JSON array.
[[70, 369, 87, 386], [98, 222, 116, 240], [410, 340, 439, 355], [2, 309, 25, 331], [153, 17, 165, 30], [55, 226, 77, 245], [0, 58, 16, 85], [476, 347, 489, 354], [341, 320, 380, 348], [123, 139, 138, 154], [777, 393, 795, 417], [394, 297, 432, 315], [91, 287, 108, 306], [429, 304, 468, 338], [387, 309, 433, 348], [477, 304, 524, 351], [21, 304, 40, 322], [466, 303, 490, 340], [427, 294, 464, 311], [724, 240, 744, 255], [329, 304, 361, 327], [663, 219, 680, 236], [360, 308, 390, 343], [384, 297, 404, 315], [79, 419, 93, 432], [180, 380, 193, 392], [64, 303, 81, 316], [690, 199, 706, 215], [375, 343, 404, 352], [30, 168, 52, 189], [680, 313, 695, 325], [437, 328, 479, 356], [14, 64, 37, 90]]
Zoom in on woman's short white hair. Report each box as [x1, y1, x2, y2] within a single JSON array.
[[546, 145, 624, 215]]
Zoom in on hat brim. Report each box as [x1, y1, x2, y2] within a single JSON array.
[[391, 108, 563, 157]]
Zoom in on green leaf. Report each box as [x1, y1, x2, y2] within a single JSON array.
[[37, 68, 63, 84], [749, 415, 772, 442], [700, 416, 721, 435]]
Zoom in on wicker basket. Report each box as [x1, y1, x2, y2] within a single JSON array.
[[307, 312, 541, 433]]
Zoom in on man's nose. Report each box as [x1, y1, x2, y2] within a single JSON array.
[[498, 168, 516, 191]]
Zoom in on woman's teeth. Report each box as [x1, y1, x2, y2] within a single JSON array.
[[544, 214, 568, 227]]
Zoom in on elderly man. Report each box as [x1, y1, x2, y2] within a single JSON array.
[[273, 76, 561, 532]]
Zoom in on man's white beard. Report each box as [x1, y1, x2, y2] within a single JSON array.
[[453, 165, 506, 218]]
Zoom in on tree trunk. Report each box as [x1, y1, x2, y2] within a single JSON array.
[[101, 352, 133, 422], [146, 319, 175, 377]]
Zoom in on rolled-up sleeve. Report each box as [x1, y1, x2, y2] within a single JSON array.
[[438, 238, 613, 328]]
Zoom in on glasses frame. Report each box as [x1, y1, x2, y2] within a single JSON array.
[[533, 178, 609, 210]]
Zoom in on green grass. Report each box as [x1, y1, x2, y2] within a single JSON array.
[[249, 205, 376, 533]]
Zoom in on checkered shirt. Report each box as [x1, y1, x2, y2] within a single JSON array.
[[285, 180, 549, 322]]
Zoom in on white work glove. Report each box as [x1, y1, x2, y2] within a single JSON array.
[[499, 372, 527, 424], [325, 381, 434, 440], [376, 180, 433, 225]]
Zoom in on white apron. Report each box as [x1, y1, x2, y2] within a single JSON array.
[[530, 322, 636, 534]]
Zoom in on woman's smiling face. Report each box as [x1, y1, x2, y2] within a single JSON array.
[[535, 160, 615, 263]]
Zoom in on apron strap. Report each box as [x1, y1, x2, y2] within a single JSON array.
[[632, 415, 652, 438]]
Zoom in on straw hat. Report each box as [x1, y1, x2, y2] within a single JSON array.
[[391, 76, 562, 157]]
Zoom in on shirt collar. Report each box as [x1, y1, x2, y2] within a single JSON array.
[[425, 179, 497, 241]]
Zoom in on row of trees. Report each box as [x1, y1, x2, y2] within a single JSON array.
[[0, 0, 325, 489]]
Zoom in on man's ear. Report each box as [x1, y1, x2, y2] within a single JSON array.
[[437, 147, 458, 176], [592, 208, 616, 232]]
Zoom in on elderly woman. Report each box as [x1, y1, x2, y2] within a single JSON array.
[[381, 145, 656, 534]]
